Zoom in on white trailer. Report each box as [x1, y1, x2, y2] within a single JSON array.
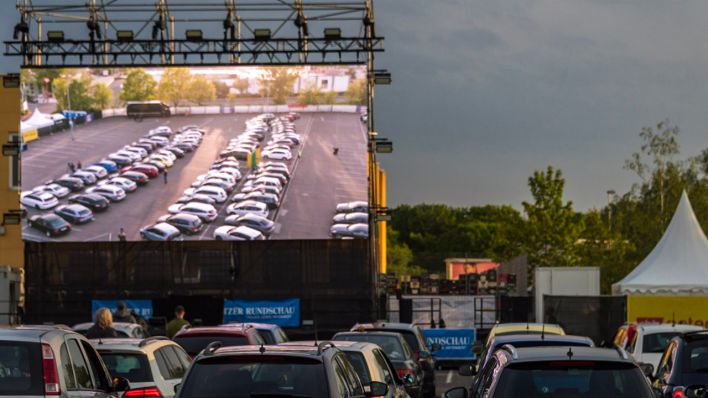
[[535, 267, 600, 323], [0, 265, 23, 325]]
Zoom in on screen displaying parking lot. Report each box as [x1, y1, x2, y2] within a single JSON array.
[[20, 65, 369, 242]]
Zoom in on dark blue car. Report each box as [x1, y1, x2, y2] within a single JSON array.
[[92, 159, 118, 173]]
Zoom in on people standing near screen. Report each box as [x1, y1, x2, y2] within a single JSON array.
[[166, 305, 190, 339], [113, 301, 137, 324], [163, 170, 168, 184], [85, 307, 119, 339], [68, 162, 75, 173]]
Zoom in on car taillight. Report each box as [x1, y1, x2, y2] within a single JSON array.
[[412, 351, 420, 361], [41, 343, 60, 395], [396, 368, 415, 379], [124, 387, 163, 397], [672, 387, 685, 398]]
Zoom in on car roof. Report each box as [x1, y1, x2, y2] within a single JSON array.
[[0, 326, 79, 341], [220, 322, 281, 330], [637, 324, 705, 333], [502, 346, 633, 363], [353, 322, 417, 331], [490, 334, 594, 346], [282, 340, 379, 351], [175, 326, 254, 337], [210, 344, 333, 358], [335, 331, 404, 339], [91, 337, 174, 351], [491, 323, 565, 336], [73, 322, 140, 332]]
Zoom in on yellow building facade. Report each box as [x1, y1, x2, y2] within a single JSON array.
[[0, 74, 23, 269]]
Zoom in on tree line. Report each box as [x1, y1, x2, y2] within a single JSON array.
[[388, 120, 708, 293], [21, 67, 367, 113]]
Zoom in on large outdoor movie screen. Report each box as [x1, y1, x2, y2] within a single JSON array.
[[20, 66, 368, 242]]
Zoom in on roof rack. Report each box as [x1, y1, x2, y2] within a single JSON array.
[[203, 341, 222, 356], [613, 345, 628, 360], [317, 341, 336, 355], [500, 344, 518, 359], [139, 336, 170, 347]]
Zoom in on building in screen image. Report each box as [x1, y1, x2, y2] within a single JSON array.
[[20, 65, 369, 242]]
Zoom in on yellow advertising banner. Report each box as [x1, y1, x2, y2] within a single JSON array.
[[627, 296, 708, 326], [22, 129, 38, 142]]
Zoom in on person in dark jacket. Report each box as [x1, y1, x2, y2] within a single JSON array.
[[113, 301, 138, 324], [85, 307, 119, 339]]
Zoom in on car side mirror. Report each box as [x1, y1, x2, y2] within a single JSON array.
[[686, 385, 707, 398], [419, 350, 432, 359], [431, 343, 442, 351], [112, 377, 130, 392], [639, 363, 654, 378], [367, 381, 389, 397], [458, 363, 476, 377], [402, 373, 416, 385], [444, 387, 468, 398], [471, 341, 484, 355], [174, 383, 181, 394]]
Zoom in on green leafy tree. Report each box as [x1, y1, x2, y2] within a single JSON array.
[[297, 83, 337, 105], [119, 68, 157, 103], [52, 73, 93, 112], [259, 68, 298, 104], [33, 68, 63, 92], [522, 166, 584, 270], [186, 75, 216, 105], [89, 83, 113, 111], [344, 78, 366, 105], [157, 68, 192, 106], [387, 227, 425, 276]]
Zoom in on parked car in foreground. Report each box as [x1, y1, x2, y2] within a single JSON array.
[[28, 213, 72, 236]]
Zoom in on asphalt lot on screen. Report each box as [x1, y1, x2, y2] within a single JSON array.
[[21, 113, 367, 241]]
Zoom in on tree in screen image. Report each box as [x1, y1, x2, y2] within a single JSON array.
[[119, 68, 157, 103], [297, 82, 336, 105], [187, 75, 217, 105], [344, 78, 367, 105], [259, 68, 298, 104], [158, 67, 192, 106], [52, 73, 93, 112], [89, 83, 113, 111]]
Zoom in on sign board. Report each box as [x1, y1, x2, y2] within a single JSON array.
[[422, 328, 476, 360], [91, 299, 153, 320], [627, 296, 708, 326], [223, 298, 300, 327]]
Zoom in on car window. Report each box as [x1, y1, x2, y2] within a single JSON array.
[[66, 339, 94, 390], [0, 341, 43, 396], [155, 350, 171, 380], [344, 351, 371, 385], [99, 352, 151, 382], [642, 333, 680, 354], [157, 347, 185, 379], [276, 328, 289, 343], [173, 345, 192, 369], [474, 357, 497, 398], [337, 354, 364, 396], [258, 330, 276, 345], [372, 349, 394, 384], [686, 341, 708, 372], [332, 357, 352, 397], [80, 340, 111, 391], [60, 343, 77, 389]]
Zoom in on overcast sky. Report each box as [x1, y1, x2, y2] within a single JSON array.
[[3, 1, 708, 211]]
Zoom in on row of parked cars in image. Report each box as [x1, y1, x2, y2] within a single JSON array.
[[443, 321, 708, 398], [0, 320, 441, 398], [142, 113, 301, 241], [20, 125, 202, 238]]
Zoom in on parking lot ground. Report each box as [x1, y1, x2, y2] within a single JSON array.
[[21, 113, 367, 241], [435, 368, 470, 397]]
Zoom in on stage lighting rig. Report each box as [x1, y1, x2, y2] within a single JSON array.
[[13, 12, 29, 41], [87, 14, 101, 40], [324, 28, 342, 40]]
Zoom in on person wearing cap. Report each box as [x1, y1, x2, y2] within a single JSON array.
[[166, 305, 190, 339], [113, 301, 138, 324]]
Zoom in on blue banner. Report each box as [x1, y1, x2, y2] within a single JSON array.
[[423, 328, 476, 360], [91, 300, 153, 321], [223, 298, 300, 327]]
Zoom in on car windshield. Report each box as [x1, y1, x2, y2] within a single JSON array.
[[335, 335, 405, 360], [0, 341, 43, 396], [492, 362, 653, 398], [174, 335, 249, 356], [344, 351, 371, 384], [179, 355, 327, 398], [99, 352, 152, 382], [687, 342, 708, 372], [46, 217, 66, 227], [643, 333, 680, 353]]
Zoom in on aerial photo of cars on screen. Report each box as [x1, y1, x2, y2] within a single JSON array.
[[20, 65, 369, 241]]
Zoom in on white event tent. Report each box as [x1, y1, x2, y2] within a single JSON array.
[[613, 191, 708, 295]]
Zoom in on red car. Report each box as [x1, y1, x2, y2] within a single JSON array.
[[173, 326, 264, 357], [122, 164, 159, 178]]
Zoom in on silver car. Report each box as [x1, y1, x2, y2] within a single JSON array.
[[0, 325, 130, 397]]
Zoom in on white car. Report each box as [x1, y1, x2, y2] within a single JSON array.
[[149, 154, 174, 167], [88, 337, 190, 398], [200, 178, 235, 193], [167, 202, 218, 222], [253, 176, 283, 190], [331, 223, 369, 238], [262, 149, 292, 160], [84, 165, 109, 179], [148, 126, 173, 137], [157, 149, 177, 161], [333, 212, 369, 224], [211, 161, 241, 171], [87, 185, 127, 201], [108, 152, 135, 165], [184, 186, 228, 203], [336, 201, 369, 213], [21, 191, 59, 209], [99, 177, 138, 193], [122, 146, 148, 158], [147, 136, 170, 146], [628, 324, 705, 373], [226, 200, 269, 218], [207, 171, 239, 184], [33, 183, 71, 198], [214, 225, 265, 241], [116, 150, 143, 162]]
